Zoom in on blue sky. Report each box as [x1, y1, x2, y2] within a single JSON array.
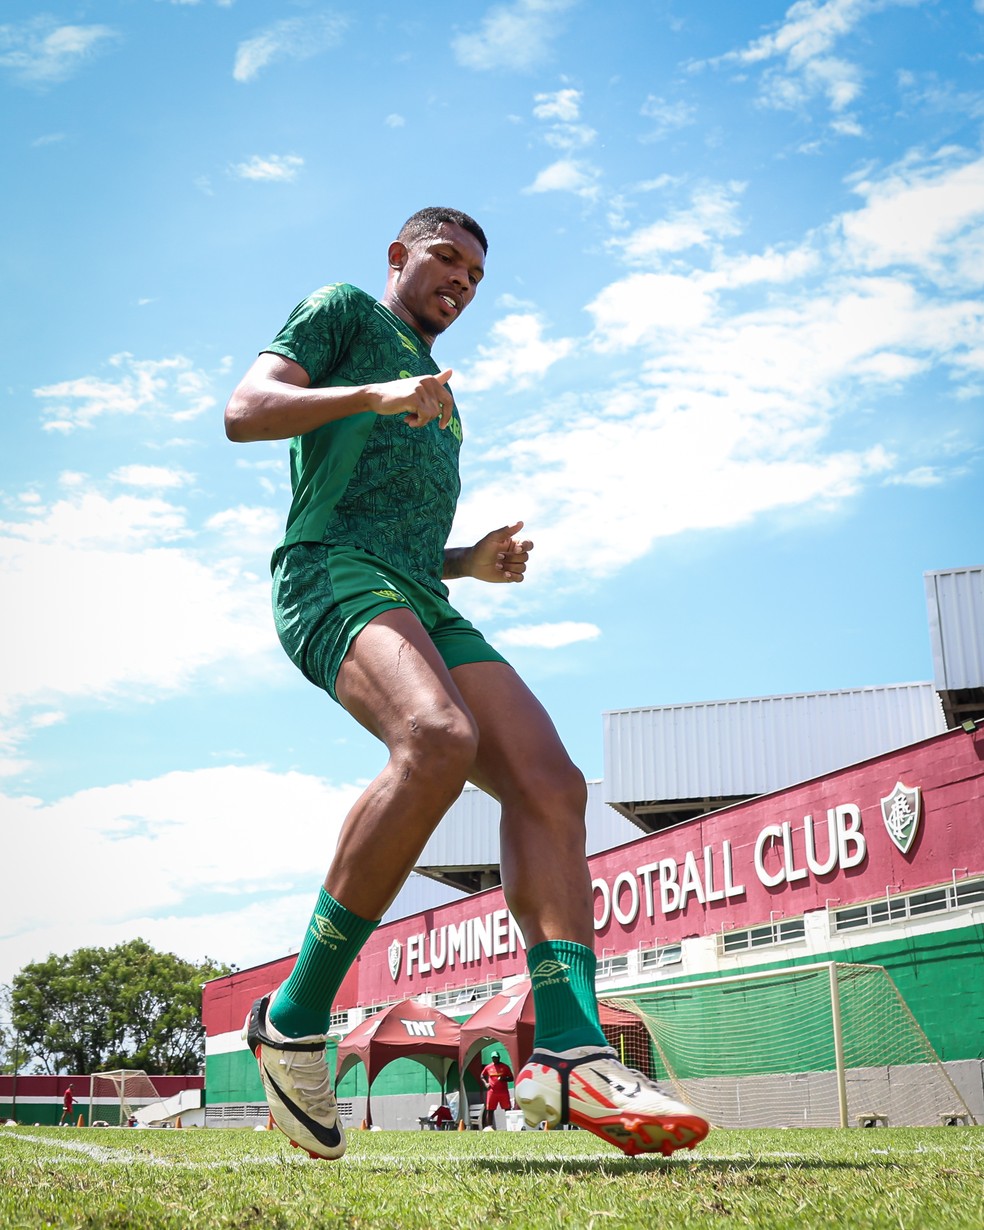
[[1, 0, 982, 990]]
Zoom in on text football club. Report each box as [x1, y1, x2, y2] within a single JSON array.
[[388, 787, 922, 981]]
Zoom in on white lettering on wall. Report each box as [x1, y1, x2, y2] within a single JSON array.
[[836, 804, 866, 869], [612, 871, 640, 926], [754, 824, 784, 888], [401, 798, 877, 958], [804, 811, 838, 876], [593, 877, 611, 929]]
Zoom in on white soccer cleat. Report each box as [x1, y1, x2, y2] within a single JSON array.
[[515, 1045, 709, 1158], [243, 994, 345, 1160]]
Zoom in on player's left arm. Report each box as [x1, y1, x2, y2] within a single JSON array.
[[443, 521, 532, 583]]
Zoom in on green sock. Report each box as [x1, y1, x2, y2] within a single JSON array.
[[269, 887, 379, 1038], [527, 940, 608, 1052]]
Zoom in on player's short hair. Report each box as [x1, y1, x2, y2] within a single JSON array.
[[397, 207, 488, 256]]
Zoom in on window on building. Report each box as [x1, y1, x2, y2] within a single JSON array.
[[596, 954, 629, 979], [832, 876, 984, 932], [639, 944, 683, 971], [719, 917, 806, 955]]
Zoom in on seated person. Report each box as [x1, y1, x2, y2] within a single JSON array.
[[429, 1103, 454, 1128]]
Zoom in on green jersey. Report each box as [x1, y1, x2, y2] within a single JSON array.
[[265, 283, 462, 595]]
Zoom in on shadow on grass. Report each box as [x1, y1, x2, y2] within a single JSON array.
[[353, 1155, 883, 1176]]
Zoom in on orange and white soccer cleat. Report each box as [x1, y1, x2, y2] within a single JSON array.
[[515, 1045, 709, 1157]]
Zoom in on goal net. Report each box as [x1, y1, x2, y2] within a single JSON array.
[[88, 1070, 163, 1127], [602, 962, 975, 1128]]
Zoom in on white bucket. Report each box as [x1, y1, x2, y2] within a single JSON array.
[[504, 1110, 525, 1132]]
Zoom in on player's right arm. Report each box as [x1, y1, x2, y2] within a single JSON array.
[[224, 353, 454, 441]]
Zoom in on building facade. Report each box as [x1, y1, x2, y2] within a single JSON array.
[[203, 721, 984, 1128]]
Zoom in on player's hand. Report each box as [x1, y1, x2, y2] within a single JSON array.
[[468, 521, 533, 583], [370, 369, 454, 429]]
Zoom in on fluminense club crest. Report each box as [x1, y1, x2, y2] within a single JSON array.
[[388, 939, 402, 982], [880, 781, 922, 854]]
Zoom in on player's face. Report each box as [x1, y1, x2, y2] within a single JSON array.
[[389, 222, 485, 343]]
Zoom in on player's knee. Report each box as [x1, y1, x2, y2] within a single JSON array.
[[395, 706, 478, 787], [515, 760, 588, 833]]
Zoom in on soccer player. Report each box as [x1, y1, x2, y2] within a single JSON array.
[[480, 1051, 514, 1129], [225, 206, 709, 1160], [58, 1085, 75, 1126]]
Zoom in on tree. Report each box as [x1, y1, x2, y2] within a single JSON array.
[[10, 939, 232, 1075], [0, 984, 19, 1074]]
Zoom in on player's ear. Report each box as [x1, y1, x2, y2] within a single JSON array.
[[388, 241, 408, 271]]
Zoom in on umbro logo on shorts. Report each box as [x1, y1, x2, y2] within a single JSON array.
[[372, 572, 408, 604]]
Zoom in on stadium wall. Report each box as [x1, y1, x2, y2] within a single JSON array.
[[203, 723, 984, 1126], [0, 1075, 204, 1126]]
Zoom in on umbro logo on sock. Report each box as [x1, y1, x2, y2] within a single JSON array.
[[531, 959, 571, 986], [310, 914, 347, 949]]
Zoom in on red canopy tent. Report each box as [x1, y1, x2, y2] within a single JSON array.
[[335, 998, 463, 1126], [459, 980, 653, 1078]]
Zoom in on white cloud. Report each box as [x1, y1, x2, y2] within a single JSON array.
[[385, 113, 406, 128], [0, 492, 275, 737], [587, 273, 716, 348], [452, 0, 577, 72], [533, 88, 582, 123], [698, 0, 919, 119], [454, 146, 983, 585], [233, 14, 350, 83], [455, 313, 575, 393], [883, 466, 945, 487], [206, 504, 283, 557], [230, 154, 304, 183], [0, 765, 363, 985], [610, 183, 745, 264], [33, 353, 219, 432], [110, 465, 194, 490], [496, 621, 601, 649], [0, 18, 117, 86], [531, 87, 595, 151], [524, 157, 600, 197], [839, 151, 984, 284], [640, 95, 698, 140]]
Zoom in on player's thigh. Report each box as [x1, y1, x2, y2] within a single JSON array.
[[451, 660, 585, 808], [336, 607, 478, 750]]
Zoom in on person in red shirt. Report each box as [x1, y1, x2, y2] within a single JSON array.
[[58, 1085, 76, 1126], [480, 1052, 514, 1129], [428, 1102, 454, 1129]]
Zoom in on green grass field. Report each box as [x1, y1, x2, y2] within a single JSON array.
[[2, 1124, 982, 1229]]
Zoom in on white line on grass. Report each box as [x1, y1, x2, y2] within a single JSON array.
[[3, 1131, 979, 1172]]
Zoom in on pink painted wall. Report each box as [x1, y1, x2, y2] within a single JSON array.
[[205, 725, 984, 1034]]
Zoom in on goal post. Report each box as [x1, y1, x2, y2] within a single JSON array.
[[88, 1070, 163, 1127], [602, 961, 975, 1129]]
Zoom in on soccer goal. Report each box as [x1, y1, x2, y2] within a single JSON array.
[[602, 961, 976, 1129], [88, 1070, 163, 1127]]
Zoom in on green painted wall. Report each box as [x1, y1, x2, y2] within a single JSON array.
[[206, 922, 984, 1103]]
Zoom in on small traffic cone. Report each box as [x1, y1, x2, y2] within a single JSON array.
[[457, 1118, 466, 1132], [174, 1117, 182, 1130], [266, 1112, 275, 1130], [76, 1114, 85, 1128], [359, 1118, 369, 1130]]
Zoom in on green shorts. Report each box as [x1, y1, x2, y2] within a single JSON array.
[[272, 543, 508, 702]]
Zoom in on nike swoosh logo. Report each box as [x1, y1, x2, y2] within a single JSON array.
[[592, 1069, 641, 1098], [264, 1062, 342, 1149]]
